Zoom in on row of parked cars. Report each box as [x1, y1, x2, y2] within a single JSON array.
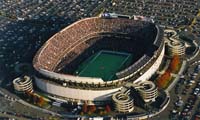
[[170, 64, 200, 120], [180, 64, 200, 119], [180, 95, 197, 120]]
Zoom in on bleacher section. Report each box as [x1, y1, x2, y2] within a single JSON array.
[[33, 17, 164, 86]]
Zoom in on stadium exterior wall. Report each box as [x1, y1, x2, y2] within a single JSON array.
[[34, 45, 165, 103], [134, 44, 165, 83], [34, 77, 121, 102], [38, 69, 104, 84]]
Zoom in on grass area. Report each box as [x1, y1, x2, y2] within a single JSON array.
[[163, 76, 175, 90], [172, 60, 182, 74], [74, 50, 132, 81], [163, 61, 182, 90]]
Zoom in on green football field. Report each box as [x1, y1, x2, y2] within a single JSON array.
[[74, 50, 132, 81]]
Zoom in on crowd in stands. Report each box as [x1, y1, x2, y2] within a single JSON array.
[[116, 55, 151, 78], [34, 17, 163, 81]]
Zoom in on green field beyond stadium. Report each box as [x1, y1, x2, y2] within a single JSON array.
[[74, 50, 132, 81]]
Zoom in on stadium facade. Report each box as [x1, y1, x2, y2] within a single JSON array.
[[33, 15, 165, 105]]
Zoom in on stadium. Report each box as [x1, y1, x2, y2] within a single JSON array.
[[33, 14, 165, 105]]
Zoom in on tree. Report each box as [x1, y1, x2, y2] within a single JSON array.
[[37, 96, 45, 106], [82, 102, 88, 113], [88, 111, 92, 115], [169, 55, 180, 73], [80, 112, 84, 115], [105, 104, 111, 113], [99, 110, 104, 115], [26, 91, 34, 102], [89, 105, 96, 113], [157, 70, 171, 89], [33, 95, 39, 104]]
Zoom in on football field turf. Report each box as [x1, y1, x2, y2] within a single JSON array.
[[74, 50, 132, 81]]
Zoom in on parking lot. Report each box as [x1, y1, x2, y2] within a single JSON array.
[[152, 49, 200, 120]]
